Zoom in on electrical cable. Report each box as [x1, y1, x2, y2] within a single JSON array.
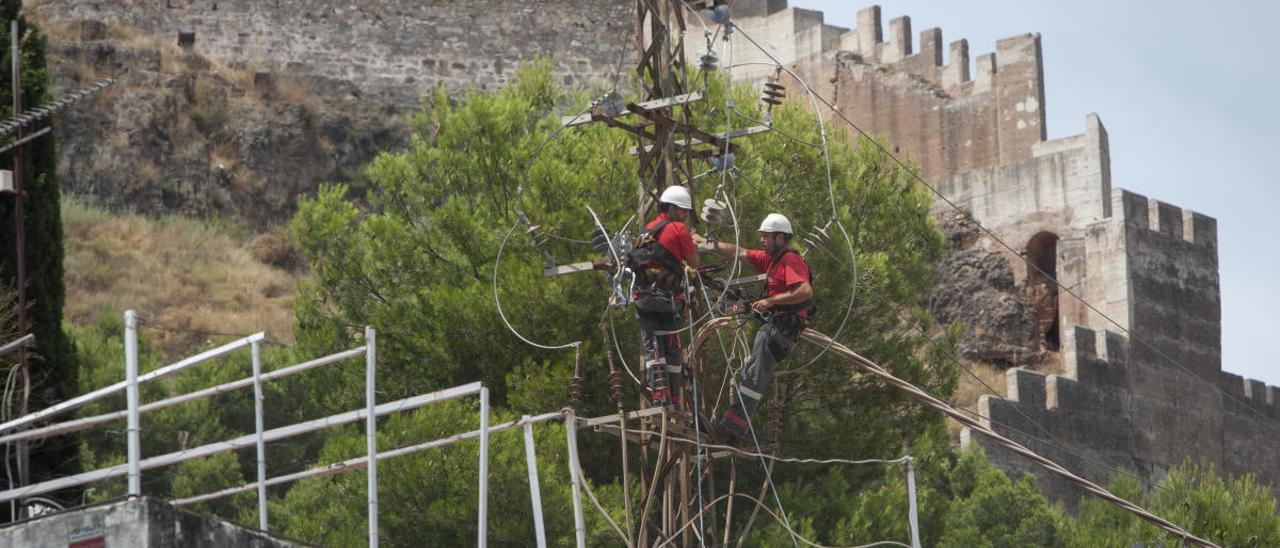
[[684, 316, 1215, 545], [791, 326, 1219, 547], [657, 491, 912, 548]]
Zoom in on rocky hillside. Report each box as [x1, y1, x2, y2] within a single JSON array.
[[25, 0, 631, 228], [31, 18, 401, 228]]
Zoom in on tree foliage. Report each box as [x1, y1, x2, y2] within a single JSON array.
[[279, 58, 960, 545], [61, 60, 1280, 545], [0, 3, 80, 511]]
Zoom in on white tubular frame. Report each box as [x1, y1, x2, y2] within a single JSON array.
[[252, 339, 268, 531], [0, 333, 34, 356], [0, 382, 483, 504], [366, 327, 379, 548], [3, 311, 563, 544], [523, 415, 548, 548], [0, 347, 368, 446], [170, 411, 563, 507], [0, 328, 266, 435]]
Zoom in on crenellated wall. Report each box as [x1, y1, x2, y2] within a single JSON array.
[[1220, 371, 1280, 486], [962, 325, 1145, 503], [716, 0, 1258, 501], [706, 2, 1046, 181]]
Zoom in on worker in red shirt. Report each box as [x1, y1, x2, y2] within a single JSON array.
[[631, 185, 701, 407], [695, 213, 813, 439]]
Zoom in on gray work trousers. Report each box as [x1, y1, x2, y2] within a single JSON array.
[[723, 320, 798, 434], [636, 298, 685, 405]]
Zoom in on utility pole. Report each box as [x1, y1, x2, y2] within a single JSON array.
[[9, 19, 30, 514], [552, 2, 773, 544], [633, 0, 692, 191], [0, 20, 112, 519]]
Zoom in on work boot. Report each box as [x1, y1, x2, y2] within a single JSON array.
[[699, 418, 731, 445], [720, 409, 749, 442], [650, 392, 669, 407]]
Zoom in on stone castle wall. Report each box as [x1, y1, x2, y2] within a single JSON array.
[[31, 0, 633, 107], [711, 2, 1046, 181], [725, 0, 1273, 501]]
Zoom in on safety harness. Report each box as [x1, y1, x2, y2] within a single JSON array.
[[628, 218, 685, 294], [761, 248, 816, 334]]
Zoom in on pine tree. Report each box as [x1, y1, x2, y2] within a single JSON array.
[[0, 0, 80, 514]]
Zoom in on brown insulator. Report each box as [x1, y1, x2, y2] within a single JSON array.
[[570, 375, 584, 410], [609, 369, 623, 405], [649, 358, 668, 405]]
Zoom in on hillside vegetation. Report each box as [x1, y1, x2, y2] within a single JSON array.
[[62, 196, 297, 357]]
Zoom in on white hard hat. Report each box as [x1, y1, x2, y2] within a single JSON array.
[[758, 213, 793, 235], [659, 185, 693, 210]]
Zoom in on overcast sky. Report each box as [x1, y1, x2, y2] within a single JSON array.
[[791, 0, 1280, 386]]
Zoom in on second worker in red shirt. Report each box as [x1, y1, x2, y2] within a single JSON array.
[[696, 213, 814, 440]]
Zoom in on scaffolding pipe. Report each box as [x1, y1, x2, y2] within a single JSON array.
[[0, 347, 367, 446], [252, 340, 268, 531], [523, 416, 548, 548], [125, 310, 141, 497], [365, 327, 378, 548], [478, 387, 490, 547], [172, 411, 562, 507], [565, 410, 587, 548], [0, 331, 265, 434], [906, 455, 921, 548], [0, 383, 483, 504]]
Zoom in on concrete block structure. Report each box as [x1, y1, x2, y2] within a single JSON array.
[[713, 0, 1277, 502], [0, 497, 304, 547]]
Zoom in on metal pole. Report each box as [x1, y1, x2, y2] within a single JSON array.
[[565, 411, 586, 548], [477, 387, 490, 548], [906, 456, 921, 548], [251, 340, 267, 531], [522, 416, 547, 548], [364, 327, 378, 548], [124, 310, 141, 497]]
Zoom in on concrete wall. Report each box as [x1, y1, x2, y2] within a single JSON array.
[[0, 497, 304, 547]]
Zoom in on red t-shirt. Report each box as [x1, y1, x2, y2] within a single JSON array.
[[646, 213, 696, 264], [746, 249, 811, 316]]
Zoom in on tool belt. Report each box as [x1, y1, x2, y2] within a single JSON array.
[[634, 289, 684, 315], [759, 309, 808, 339]]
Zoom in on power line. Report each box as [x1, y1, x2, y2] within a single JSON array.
[[791, 325, 1216, 547]]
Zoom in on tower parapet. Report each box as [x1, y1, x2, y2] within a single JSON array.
[[710, 3, 1048, 181], [963, 324, 1144, 503]]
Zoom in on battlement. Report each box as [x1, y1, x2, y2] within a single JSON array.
[[1112, 189, 1217, 248], [1221, 372, 1280, 418], [729, 2, 1040, 100], [987, 325, 1130, 418]]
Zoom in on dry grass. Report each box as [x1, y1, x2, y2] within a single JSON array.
[[946, 360, 1009, 438], [62, 196, 297, 359]]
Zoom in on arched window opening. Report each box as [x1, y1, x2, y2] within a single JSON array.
[[1025, 232, 1060, 351]]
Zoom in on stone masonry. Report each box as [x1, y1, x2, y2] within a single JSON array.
[[717, 1, 1277, 503]]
